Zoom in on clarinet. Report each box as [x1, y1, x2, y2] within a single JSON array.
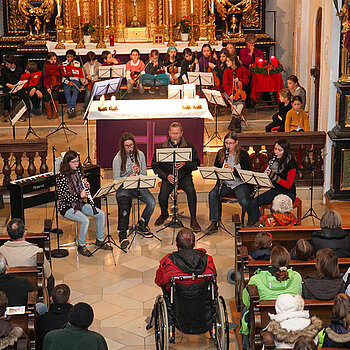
[[267, 155, 277, 172], [173, 140, 179, 196], [129, 151, 137, 174], [224, 147, 229, 165], [79, 171, 98, 215]]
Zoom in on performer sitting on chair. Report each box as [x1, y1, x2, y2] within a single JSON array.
[[56, 150, 111, 257], [155, 228, 216, 293], [151, 122, 201, 232], [205, 132, 253, 235], [112, 132, 156, 249]]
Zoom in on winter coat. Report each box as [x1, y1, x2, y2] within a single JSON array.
[[311, 227, 350, 258], [250, 248, 272, 261], [302, 274, 345, 300], [320, 318, 350, 348], [267, 315, 322, 349], [0, 318, 26, 350]]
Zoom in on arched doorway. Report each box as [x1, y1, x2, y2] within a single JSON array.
[[313, 7, 322, 131]]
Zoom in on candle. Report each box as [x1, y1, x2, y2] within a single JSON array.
[[98, 0, 102, 16], [111, 96, 116, 108], [255, 57, 259, 64], [57, 0, 61, 16], [190, 0, 193, 14], [184, 96, 189, 107], [257, 58, 264, 68], [169, 0, 172, 15], [100, 95, 105, 109], [76, 0, 80, 16], [270, 56, 279, 67], [194, 95, 200, 107], [110, 34, 114, 46], [211, 0, 214, 13]]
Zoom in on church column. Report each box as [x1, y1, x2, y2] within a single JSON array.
[[115, 0, 125, 42], [147, 0, 157, 41], [198, 0, 208, 40], [63, 0, 73, 42]]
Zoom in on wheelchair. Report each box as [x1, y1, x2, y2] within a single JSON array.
[[147, 273, 230, 349]]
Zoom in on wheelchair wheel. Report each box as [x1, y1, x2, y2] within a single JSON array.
[[154, 295, 169, 350], [212, 296, 230, 350]]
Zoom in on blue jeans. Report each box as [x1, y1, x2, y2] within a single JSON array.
[[64, 204, 105, 246], [209, 182, 252, 222], [63, 80, 81, 109], [250, 188, 296, 224]]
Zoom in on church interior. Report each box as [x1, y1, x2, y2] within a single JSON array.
[[0, 0, 350, 349]]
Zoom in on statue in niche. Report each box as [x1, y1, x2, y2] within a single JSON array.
[[340, 0, 350, 50], [130, 0, 141, 27]]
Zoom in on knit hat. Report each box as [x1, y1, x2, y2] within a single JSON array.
[[275, 294, 304, 314], [68, 302, 94, 329], [167, 46, 177, 53]]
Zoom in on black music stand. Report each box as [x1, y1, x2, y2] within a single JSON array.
[[138, 74, 170, 88], [302, 162, 320, 223], [82, 78, 122, 166], [9, 100, 27, 140]]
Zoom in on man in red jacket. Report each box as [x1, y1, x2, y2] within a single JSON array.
[[155, 228, 217, 293]]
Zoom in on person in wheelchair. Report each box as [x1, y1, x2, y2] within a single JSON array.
[[155, 227, 216, 293]]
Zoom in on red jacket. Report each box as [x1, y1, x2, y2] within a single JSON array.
[[239, 46, 263, 73], [155, 248, 217, 292], [223, 66, 249, 96]]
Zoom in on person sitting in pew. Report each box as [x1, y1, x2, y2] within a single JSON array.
[[0, 291, 27, 348], [250, 232, 272, 261], [311, 209, 350, 258], [318, 293, 350, 348], [290, 239, 315, 261], [0, 253, 34, 307], [0, 218, 54, 295], [302, 248, 345, 300], [293, 335, 317, 350], [266, 294, 322, 349]]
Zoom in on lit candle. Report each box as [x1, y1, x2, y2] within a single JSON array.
[[76, 0, 80, 16], [211, 0, 214, 14], [184, 96, 189, 108], [194, 95, 200, 107], [257, 58, 264, 68], [57, 0, 61, 17], [270, 56, 279, 67], [100, 95, 105, 109], [169, 0, 172, 15], [191, 0, 193, 14], [98, 0, 102, 16], [111, 96, 116, 108]]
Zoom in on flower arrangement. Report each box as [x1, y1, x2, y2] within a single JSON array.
[[251, 59, 284, 75], [80, 19, 95, 36], [176, 16, 190, 34]]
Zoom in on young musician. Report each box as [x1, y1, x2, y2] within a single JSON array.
[[101, 50, 121, 66], [250, 139, 298, 224], [0, 54, 29, 122], [62, 49, 82, 118], [112, 133, 156, 249], [199, 44, 218, 72], [43, 52, 61, 119], [225, 42, 236, 56], [151, 122, 201, 232], [179, 48, 199, 84], [82, 51, 101, 111], [210, 48, 229, 91], [205, 132, 253, 234], [125, 49, 145, 94], [163, 46, 181, 85], [144, 49, 166, 95], [25, 61, 43, 116], [56, 150, 111, 256]]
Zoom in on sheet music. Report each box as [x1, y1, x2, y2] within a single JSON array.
[[156, 148, 192, 163], [98, 65, 126, 79], [237, 169, 273, 188], [122, 175, 158, 189], [10, 80, 28, 94], [202, 89, 227, 107], [168, 85, 182, 99], [199, 166, 235, 181], [93, 179, 125, 198], [188, 72, 214, 86], [10, 100, 27, 125]]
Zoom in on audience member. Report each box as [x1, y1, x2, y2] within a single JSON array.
[[311, 209, 350, 258], [287, 75, 306, 109], [0, 253, 34, 307], [43, 302, 107, 350], [293, 336, 317, 350], [290, 239, 315, 261], [302, 248, 345, 300], [37, 284, 73, 350], [266, 294, 322, 349], [250, 232, 272, 260], [285, 95, 310, 132]]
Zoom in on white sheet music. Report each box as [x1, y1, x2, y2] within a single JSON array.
[[156, 148, 192, 163]]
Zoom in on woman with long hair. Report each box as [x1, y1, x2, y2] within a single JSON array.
[[250, 139, 298, 224], [287, 75, 306, 110], [205, 132, 253, 234], [56, 150, 109, 256], [112, 132, 156, 249]]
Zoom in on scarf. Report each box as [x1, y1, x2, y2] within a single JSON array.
[[259, 212, 296, 227], [67, 171, 84, 211]]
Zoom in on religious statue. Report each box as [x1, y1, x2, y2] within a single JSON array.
[[130, 0, 141, 27], [340, 0, 350, 50]]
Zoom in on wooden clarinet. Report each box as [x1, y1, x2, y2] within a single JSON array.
[[79, 172, 98, 215]]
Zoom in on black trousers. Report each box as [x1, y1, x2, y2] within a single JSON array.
[[158, 175, 197, 220], [3, 87, 30, 113], [265, 113, 285, 132]]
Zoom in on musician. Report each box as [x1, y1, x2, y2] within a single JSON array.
[[199, 44, 218, 72], [163, 46, 181, 85], [112, 133, 156, 249], [144, 49, 166, 95], [179, 48, 199, 84], [210, 48, 229, 91], [250, 139, 298, 225], [151, 122, 201, 232], [25, 61, 44, 117], [56, 150, 111, 257], [43, 52, 61, 119], [205, 132, 253, 234], [125, 49, 145, 94], [101, 50, 122, 66]]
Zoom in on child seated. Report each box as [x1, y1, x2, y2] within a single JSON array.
[[125, 49, 145, 94], [199, 43, 217, 72], [266, 294, 322, 349], [285, 95, 310, 132], [266, 88, 292, 132], [101, 50, 121, 66], [250, 232, 272, 260], [144, 49, 167, 95], [290, 239, 315, 261], [25, 61, 44, 116], [163, 46, 181, 85], [180, 48, 199, 84]]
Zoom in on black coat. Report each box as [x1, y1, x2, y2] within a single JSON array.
[[302, 274, 345, 300], [311, 227, 350, 258], [0, 66, 23, 88], [322, 318, 350, 348], [0, 274, 34, 307]]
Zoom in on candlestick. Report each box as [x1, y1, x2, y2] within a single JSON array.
[[167, 13, 176, 47], [56, 0, 61, 16], [182, 96, 191, 109], [75, 15, 86, 49], [188, 13, 197, 46], [96, 15, 106, 48], [98, 95, 107, 111], [169, 0, 172, 15], [76, 0, 80, 16], [211, 0, 214, 14], [98, 0, 102, 16], [190, 0, 193, 14]]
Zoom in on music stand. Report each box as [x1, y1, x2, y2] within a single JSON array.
[[138, 74, 170, 87], [168, 85, 182, 99], [98, 65, 126, 79], [122, 175, 161, 248], [197, 166, 236, 240], [82, 78, 122, 166], [155, 148, 192, 240], [202, 89, 227, 147], [9, 100, 27, 140], [89, 179, 126, 263], [46, 64, 84, 138], [188, 72, 213, 94]]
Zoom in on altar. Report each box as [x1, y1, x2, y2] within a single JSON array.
[[87, 98, 213, 168]]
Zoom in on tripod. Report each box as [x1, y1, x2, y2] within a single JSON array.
[[302, 163, 320, 223], [24, 111, 39, 139], [205, 104, 222, 147], [47, 104, 77, 138], [83, 118, 93, 166]]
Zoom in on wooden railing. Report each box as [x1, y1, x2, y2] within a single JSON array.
[[237, 131, 326, 186], [0, 139, 48, 187]]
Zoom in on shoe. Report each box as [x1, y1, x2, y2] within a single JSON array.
[[95, 239, 113, 250], [205, 221, 218, 235], [44, 102, 52, 119], [68, 108, 76, 119], [190, 219, 202, 233], [154, 215, 168, 226], [120, 238, 129, 250], [137, 220, 153, 238], [78, 245, 91, 257]]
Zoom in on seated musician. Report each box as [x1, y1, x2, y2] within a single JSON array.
[[125, 49, 145, 94], [112, 132, 156, 249], [179, 48, 199, 84], [210, 48, 229, 92], [151, 122, 201, 232], [43, 52, 61, 119], [198, 43, 218, 72], [144, 49, 167, 95], [155, 228, 216, 293], [56, 150, 111, 257], [163, 46, 181, 85], [250, 139, 298, 225], [25, 61, 44, 116], [0, 218, 54, 294], [205, 132, 253, 235], [0, 54, 29, 122], [101, 50, 121, 66]]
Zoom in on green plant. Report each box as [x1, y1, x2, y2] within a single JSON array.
[[80, 20, 95, 36], [177, 16, 190, 34]]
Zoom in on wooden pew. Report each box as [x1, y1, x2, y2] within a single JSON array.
[[247, 284, 334, 350]]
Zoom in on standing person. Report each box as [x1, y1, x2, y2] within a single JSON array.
[[151, 122, 201, 232], [285, 96, 310, 132], [125, 49, 145, 94], [112, 132, 156, 249], [56, 150, 111, 257], [179, 48, 199, 84], [43, 52, 61, 119], [250, 139, 298, 224], [287, 75, 306, 110], [163, 46, 181, 85], [205, 132, 253, 234]]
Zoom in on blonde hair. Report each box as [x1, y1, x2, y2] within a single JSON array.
[[279, 88, 291, 100], [272, 194, 293, 214], [320, 209, 342, 229]]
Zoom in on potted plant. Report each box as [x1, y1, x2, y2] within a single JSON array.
[[80, 19, 95, 43], [178, 16, 190, 41]]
